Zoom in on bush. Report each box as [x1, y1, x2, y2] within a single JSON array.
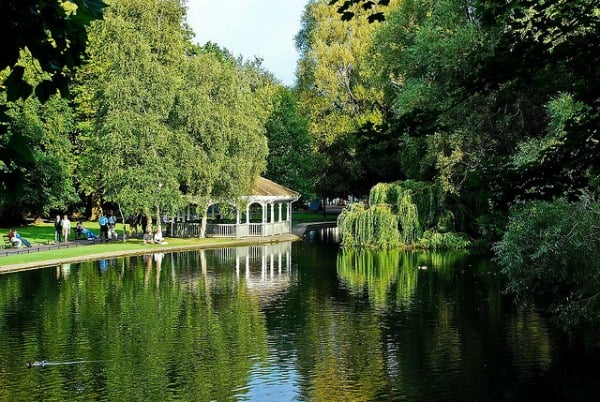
[[494, 195, 600, 334], [416, 230, 470, 250]]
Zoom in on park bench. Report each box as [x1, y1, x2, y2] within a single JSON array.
[[2, 235, 16, 248]]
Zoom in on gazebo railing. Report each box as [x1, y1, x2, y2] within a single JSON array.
[[170, 221, 292, 238]]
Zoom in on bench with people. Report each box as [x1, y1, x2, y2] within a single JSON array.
[[74, 221, 99, 240], [6, 229, 32, 249]]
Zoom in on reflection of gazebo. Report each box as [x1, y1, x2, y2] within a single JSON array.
[[170, 177, 300, 238]]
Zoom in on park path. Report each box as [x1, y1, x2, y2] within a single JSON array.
[[0, 234, 300, 274]]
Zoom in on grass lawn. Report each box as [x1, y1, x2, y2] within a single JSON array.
[[0, 212, 337, 269], [291, 210, 339, 223], [0, 221, 236, 268]]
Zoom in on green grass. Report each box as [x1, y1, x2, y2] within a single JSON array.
[[0, 211, 340, 268], [0, 221, 230, 267], [292, 210, 339, 223]]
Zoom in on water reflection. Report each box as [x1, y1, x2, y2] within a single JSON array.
[[304, 226, 340, 245], [0, 242, 598, 401]]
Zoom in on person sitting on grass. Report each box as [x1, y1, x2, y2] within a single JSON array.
[[143, 231, 153, 245], [8, 229, 31, 248], [153, 228, 167, 245]]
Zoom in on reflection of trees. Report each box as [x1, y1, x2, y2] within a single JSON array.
[[334, 249, 555, 400], [302, 294, 389, 402], [337, 248, 402, 308], [0, 246, 559, 401], [0, 255, 268, 401], [378, 253, 553, 400]]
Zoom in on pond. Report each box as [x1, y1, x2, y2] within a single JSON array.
[[0, 232, 598, 401]]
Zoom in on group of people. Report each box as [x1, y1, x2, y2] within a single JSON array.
[[98, 210, 118, 241], [55, 214, 102, 242], [54, 214, 72, 243], [143, 228, 167, 245], [7, 210, 168, 250]]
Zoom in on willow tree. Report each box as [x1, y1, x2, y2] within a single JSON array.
[[77, 0, 188, 234], [169, 44, 270, 237], [339, 180, 467, 249]]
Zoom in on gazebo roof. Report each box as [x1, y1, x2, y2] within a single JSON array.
[[252, 177, 300, 199]]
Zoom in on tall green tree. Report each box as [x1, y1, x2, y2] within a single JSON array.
[[0, 95, 78, 222], [78, 0, 188, 231], [265, 87, 317, 201], [0, 1, 106, 211], [296, 0, 397, 149], [169, 44, 270, 237], [295, 0, 403, 199]]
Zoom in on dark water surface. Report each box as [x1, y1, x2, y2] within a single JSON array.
[[0, 235, 598, 401]]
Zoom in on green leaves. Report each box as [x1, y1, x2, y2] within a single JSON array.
[[0, 0, 107, 102], [495, 195, 600, 333], [329, 0, 389, 22]]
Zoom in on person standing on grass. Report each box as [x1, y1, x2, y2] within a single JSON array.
[[54, 215, 62, 243], [107, 210, 118, 240], [99, 212, 109, 242], [62, 214, 71, 243]]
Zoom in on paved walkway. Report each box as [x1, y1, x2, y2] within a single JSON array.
[[0, 238, 102, 258], [0, 222, 340, 273]]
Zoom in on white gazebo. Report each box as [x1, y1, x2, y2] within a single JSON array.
[[170, 177, 300, 238]]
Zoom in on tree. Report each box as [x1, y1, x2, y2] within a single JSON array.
[[169, 43, 270, 237], [0, 0, 105, 218], [295, 0, 402, 199], [78, 0, 187, 233], [494, 195, 600, 334], [0, 0, 106, 101], [296, 0, 394, 148], [0, 95, 78, 222], [265, 87, 317, 201]]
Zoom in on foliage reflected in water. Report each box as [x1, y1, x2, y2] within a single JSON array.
[[335, 248, 558, 400], [0, 243, 598, 401], [0, 252, 269, 401]]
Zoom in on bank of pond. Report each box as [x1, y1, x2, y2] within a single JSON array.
[[0, 237, 597, 401]]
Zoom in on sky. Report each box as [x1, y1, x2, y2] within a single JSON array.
[[185, 0, 308, 87]]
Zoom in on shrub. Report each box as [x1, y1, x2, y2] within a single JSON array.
[[494, 195, 600, 334], [417, 230, 470, 250]]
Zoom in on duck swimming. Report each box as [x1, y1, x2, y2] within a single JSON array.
[[27, 360, 48, 368]]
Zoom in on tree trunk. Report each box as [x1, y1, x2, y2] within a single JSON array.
[[145, 212, 153, 235], [90, 193, 102, 221], [200, 214, 207, 238], [155, 206, 162, 236]]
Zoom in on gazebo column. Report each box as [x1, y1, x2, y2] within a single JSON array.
[[278, 203, 283, 222], [262, 202, 267, 236]]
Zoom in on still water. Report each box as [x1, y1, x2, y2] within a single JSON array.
[[0, 232, 598, 401]]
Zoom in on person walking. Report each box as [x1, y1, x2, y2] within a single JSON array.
[[54, 215, 62, 243], [99, 212, 109, 242], [62, 214, 71, 243], [107, 210, 118, 240]]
